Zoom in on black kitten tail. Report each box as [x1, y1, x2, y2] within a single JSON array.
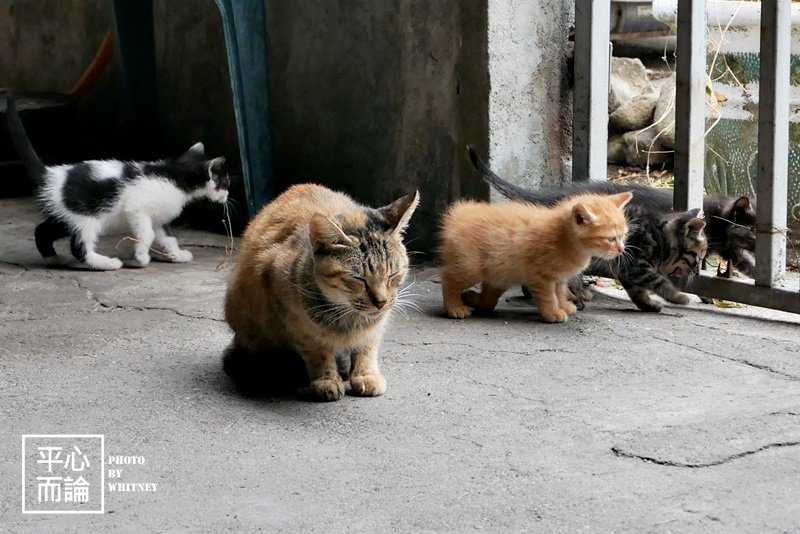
[[465, 145, 548, 204], [222, 345, 309, 398], [5, 94, 46, 184]]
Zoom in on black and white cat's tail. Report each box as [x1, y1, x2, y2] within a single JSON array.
[[5, 94, 46, 184]]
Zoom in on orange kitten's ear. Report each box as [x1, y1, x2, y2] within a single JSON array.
[[572, 203, 596, 226], [309, 214, 355, 251], [380, 190, 420, 237], [611, 191, 634, 208]]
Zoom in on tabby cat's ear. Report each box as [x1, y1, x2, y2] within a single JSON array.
[[309, 214, 355, 252], [380, 190, 420, 237], [571, 203, 596, 226], [686, 218, 706, 238], [611, 191, 634, 208]]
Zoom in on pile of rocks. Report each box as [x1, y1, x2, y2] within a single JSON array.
[[607, 57, 675, 168]]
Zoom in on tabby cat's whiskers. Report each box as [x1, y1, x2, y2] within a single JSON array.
[[216, 201, 236, 272]]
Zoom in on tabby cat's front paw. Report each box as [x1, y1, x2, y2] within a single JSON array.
[[666, 292, 691, 305], [308, 377, 345, 402], [540, 308, 568, 323], [350, 373, 387, 397], [633, 298, 662, 312]]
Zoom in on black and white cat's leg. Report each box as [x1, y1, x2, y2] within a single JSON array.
[[127, 213, 156, 267], [35, 217, 70, 265], [153, 225, 192, 263], [71, 223, 124, 270], [349, 342, 387, 397]]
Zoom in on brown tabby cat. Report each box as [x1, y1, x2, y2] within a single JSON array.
[[224, 183, 419, 401], [440, 192, 632, 322]]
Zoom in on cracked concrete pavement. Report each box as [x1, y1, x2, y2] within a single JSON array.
[[2, 196, 800, 533]]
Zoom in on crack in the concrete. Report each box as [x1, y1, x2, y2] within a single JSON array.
[[651, 335, 800, 381], [71, 277, 225, 323], [468, 378, 542, 403], [385, 339, 570, 357], [679, 320, 798, 349], [611, 441, 800, 468], [0, 260, 29, 272], [117, 304, 225, 323]]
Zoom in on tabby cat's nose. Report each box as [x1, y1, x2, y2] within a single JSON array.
[[372, 298, 387, 309]]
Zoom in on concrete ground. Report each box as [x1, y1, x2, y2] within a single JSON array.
[[2, 196, 799, 533]]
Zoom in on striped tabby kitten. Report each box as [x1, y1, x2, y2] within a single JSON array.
[[590, 206, 707, 312], [467, 147, 710, 312], [224, 184, 419, 401], [439, 192, 631, 323]]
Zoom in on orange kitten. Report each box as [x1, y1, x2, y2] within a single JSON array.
[[439, 192, 632, 323]]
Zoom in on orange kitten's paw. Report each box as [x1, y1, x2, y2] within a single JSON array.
[[308, 377, 345, 401], [350, 373, 387, 397], [561, 301, 578, 316], [540, 308, 569, 323], [460, 290, 481, 308], [446, 305, 472, 319]]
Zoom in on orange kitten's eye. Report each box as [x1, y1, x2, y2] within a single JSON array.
[[607, 236, 617, 243]]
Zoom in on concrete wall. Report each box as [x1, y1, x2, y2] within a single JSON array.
[[264, 0, 489, 251], [487, 0, 574, 197], [2, 0, 573, 251]]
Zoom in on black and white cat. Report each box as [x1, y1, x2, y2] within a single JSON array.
[[6, 94, 230, 270]]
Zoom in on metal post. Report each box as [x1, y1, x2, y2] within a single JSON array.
[[672, 0, 706, 212], [215, 0, 276, 217], [573, 0, 611, 182], [754, 0, 790, 286]]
